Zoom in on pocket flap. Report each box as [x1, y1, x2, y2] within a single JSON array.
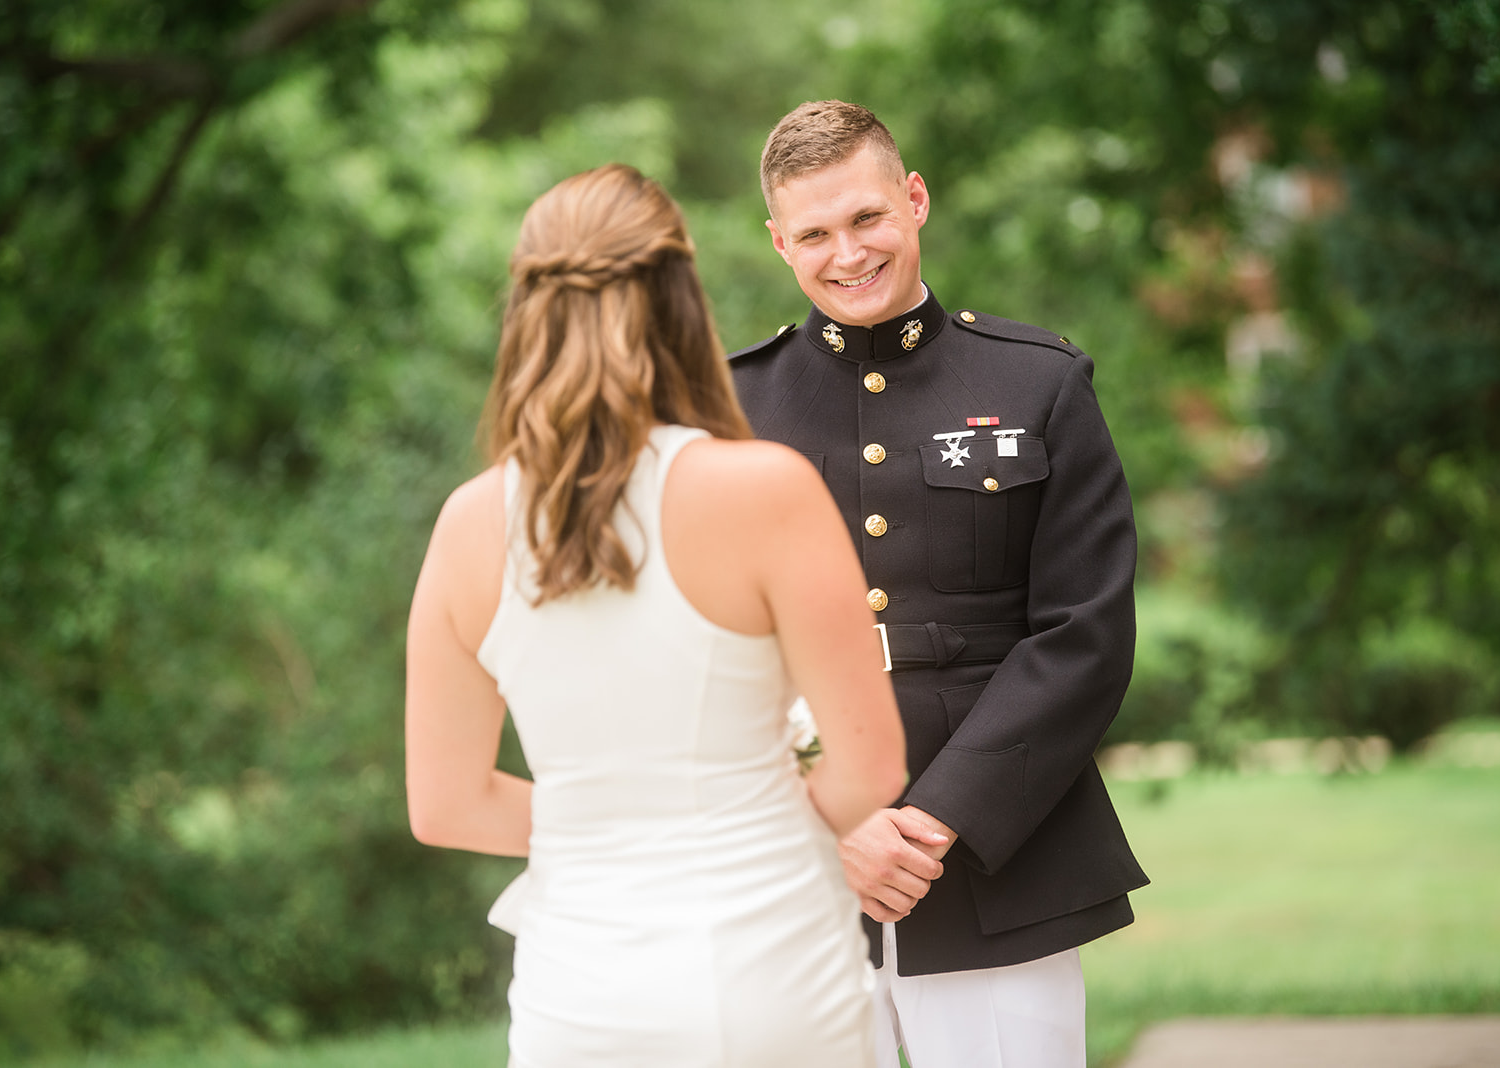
[[919, 436, 1049, 493]]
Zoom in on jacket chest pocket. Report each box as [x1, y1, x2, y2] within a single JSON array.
[[919, 437, 1048, 591]]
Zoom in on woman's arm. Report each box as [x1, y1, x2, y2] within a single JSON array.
[[753, 449, 907, 836], [405, 471, 532, 857]]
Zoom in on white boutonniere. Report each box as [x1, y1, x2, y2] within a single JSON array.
[[787, 697, 822, 774]]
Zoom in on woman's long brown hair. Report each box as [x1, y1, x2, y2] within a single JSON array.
[[480, 164, 752, 604]]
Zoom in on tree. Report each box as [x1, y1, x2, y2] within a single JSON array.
[[0, 0, 531, 1052], [1210, 0, 1500, 743]]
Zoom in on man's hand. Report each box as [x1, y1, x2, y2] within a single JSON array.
[[896, 804, 956, 862], [838, 806, 954, 923]]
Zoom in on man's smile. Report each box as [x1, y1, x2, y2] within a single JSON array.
[[834, 265, 882, 288]]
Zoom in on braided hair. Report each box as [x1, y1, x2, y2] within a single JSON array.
[[480, 164, 751, 604]]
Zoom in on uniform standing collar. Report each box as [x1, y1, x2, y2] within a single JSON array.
[[804, 286, 947, 363]]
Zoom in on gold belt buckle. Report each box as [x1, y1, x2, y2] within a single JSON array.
[[874, 623, 892, 672]]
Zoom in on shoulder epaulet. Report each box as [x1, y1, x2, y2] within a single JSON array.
[[727, 322, 799, 362], [950, 309, 1085, 358]]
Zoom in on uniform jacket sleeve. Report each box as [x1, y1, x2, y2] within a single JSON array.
[[901, 353, 1137, 876]]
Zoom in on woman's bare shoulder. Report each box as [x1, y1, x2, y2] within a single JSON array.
[[661, 438, 827, 635], [418, 466, 508, 647], [673, 436, 822, 500], [430, 466, 507, 550]]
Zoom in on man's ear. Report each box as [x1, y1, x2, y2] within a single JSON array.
[[766, 218, 792, 264], [907, 171, 931, 229]]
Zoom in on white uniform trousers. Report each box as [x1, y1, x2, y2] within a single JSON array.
[[873, 922, 1085, 1068]]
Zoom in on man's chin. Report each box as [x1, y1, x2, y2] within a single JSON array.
[[824, 300, 894, 330], [816, 290, 869, 324]]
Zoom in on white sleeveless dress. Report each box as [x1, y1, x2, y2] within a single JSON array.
[[477, 424, 876, 1068]]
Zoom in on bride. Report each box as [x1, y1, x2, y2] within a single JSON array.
[[404, 163, 908, 1067]]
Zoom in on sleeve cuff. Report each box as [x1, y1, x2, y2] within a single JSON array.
[[902, 742, 1030, 877]]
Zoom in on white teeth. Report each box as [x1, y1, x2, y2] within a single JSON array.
[[836, 267, 880, 287]]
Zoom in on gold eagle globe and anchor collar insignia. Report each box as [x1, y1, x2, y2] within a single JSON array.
[[804, 284, 946, 362]]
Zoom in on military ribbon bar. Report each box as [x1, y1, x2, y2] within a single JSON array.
[[967, 417, 1001, 426]]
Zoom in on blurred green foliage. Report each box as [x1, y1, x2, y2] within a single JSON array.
[[1110, 589, 1275, 763], [2, 0, 1497, 1057]]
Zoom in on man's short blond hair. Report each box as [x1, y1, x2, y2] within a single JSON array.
[[760, 100, 906, 212]]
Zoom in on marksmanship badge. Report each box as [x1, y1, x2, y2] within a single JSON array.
[[991, 428, 1026, 457]]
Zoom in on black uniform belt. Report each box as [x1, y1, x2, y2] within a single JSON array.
[[874, 622, 1029, 671]]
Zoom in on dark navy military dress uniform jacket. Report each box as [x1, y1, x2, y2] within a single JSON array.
[[729, 288, 1149, 977]]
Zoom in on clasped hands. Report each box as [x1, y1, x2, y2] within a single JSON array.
[[838, 805, 955, 923]]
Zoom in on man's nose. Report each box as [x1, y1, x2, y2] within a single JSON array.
[[831, 229, 863, 266]]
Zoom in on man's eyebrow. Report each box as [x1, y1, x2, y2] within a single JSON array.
[[794, 203, 890, 240]]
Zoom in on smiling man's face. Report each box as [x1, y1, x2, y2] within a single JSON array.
[[766, 143, 930, 329]]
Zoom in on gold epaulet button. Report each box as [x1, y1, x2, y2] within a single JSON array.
[[959, 311, 976, 323]]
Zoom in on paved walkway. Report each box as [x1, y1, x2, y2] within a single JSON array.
[[1117, 1016, 1500, 1068]]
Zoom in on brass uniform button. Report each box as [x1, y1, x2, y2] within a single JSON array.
[[864, 514, 888, 537], [863, 443, 887, 464], [863, 372, 886, 393], [983, 477, 999, 491], [959, 311, 977, 323], [866, 588, 889, 612]]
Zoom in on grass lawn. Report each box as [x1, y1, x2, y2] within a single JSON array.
[[27, 1024, 511, 1068], [1082, 757, 1500, 1064], [30, 753, 1500, 1068]]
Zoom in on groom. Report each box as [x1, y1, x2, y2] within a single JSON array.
[[730, 100, 1148, 1067]]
